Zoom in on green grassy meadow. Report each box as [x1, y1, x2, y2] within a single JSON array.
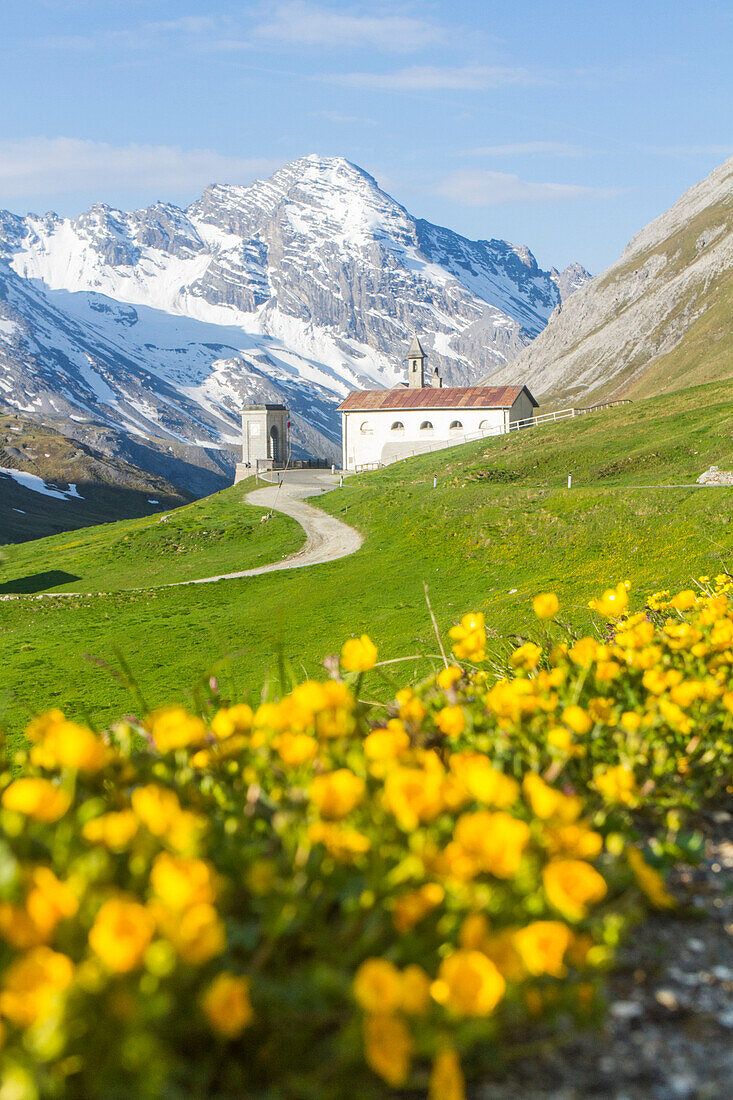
[[2, 378, 733, 735]]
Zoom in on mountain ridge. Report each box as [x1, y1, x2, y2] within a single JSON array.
[[482, 156, 733, 404], [0, 154, 590, 490]]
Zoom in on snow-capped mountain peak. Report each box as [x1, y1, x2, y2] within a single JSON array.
[[0, 155, 591, 491]]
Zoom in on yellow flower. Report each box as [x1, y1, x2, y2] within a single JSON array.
[[594, 764, 637, 805], [547, 726, 574, 753], [544, 823, 603, 860], [364, 721, 410, 763], [533, 592, 559, 620], [450, 755, 518, 807], [543, 860, 607, 921], [395, 687, 427, 724], [627, 847, 675, 909], [201, 972, 254, 1037], [363, 1015, 412, 1087], [669, 589, 698, 610], [437, 665, 463, 690], [211, 704, 253, 740], [510, 642, 542, 671], [436, 705, 466, 738], [273, 731, 318, 765], [401, 965, 431, 1015], [392, 883, 444, 933], [483, 929, 526, 982], [383, 766, 444, 831], [341, 634, 378, 672], [0, 946, 74, 1028], [0, 868, 78, 949], [89, 897, 155, 973], [429, 1047, 466, 1100], [449, 612, 486, 663], [353, 959, 404, 1014], [459, 912, 491, 951], [307, 822, 371, 861], [568, 637, 598, 666], [163, 902, 226, 964], [150, 853, 218, 910], [522, 774, 582, 822], [28, 713, 108, 773], [589, 582, 629, 618], [131, 785, 183, 835], [513, 921, 571, 977], [454, 811, 530, 878], [562, 705, 593, 735], [2, 778, 71, 822], [148, 707, 208, 753], [431, 950, 506, 1016], [310, 769, 365, 819], [82, 810, 139, 850]]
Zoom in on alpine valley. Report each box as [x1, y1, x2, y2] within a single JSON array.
[[0, 155, 589, 493]]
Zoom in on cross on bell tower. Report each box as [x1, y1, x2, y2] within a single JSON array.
[[406, 334, 427, 388]]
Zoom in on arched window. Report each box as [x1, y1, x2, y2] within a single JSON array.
[[359, 421, 373, 434], [449, 420, 463, 431], [391, 421, 405, 431], [478, 420, 492, 431], [420, 421, 433, 431]]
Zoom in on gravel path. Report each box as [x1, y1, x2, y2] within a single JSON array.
[[184, 470, 363, 584]]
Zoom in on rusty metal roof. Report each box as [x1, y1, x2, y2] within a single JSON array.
[[337, 385, 537, 413]]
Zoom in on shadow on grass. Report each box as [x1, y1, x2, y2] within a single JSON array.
[[0, 570, 81, 594]]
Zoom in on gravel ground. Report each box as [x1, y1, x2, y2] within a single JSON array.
[[477, 806, 733, 1100]]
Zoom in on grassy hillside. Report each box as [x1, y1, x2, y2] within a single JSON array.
[[2, 378, 733, 734], [0, 414, 192, 542]]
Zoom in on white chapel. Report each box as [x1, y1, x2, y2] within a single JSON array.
[[338, 336, 538, 471]]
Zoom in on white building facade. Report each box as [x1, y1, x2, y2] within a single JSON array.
[[338, 337, 537, 472]]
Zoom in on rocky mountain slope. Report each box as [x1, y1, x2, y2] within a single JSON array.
[[0, 156, 589, 488], [0, 414, 190, 544], [483, 156, 733, 405]]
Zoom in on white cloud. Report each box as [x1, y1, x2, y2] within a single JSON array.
[[324, 65, 539, 91], [0, 138, 280, 201], [437, 169, 619, 206], [462, 141, 586, 157], [253, 2, 444, 51]]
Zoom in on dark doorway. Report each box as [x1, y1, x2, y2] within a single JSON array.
[[269, 425, 280, 464]]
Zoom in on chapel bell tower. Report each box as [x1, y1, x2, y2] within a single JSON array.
[[406, 334, 427, 388]]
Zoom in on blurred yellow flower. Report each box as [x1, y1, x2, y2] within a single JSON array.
[[562, 705, 593, 735], [82, 810, 139, 850], [148, 707, 208, 753], [449, 612, 486, 663], [429, 1047, 466, 1100], [437, 665, 463, 690], [310, 769, 365, 819], [392, 883, 444, 933], [0, 946, 74, 1027], [89, 897, 155, 973], [543, 860, 607, 921], [201, 972, 253, 1037], [523, 774, 582, 822], [510, 642, 542, 671], [454, 811, 530, 879], [594, 764, 637, 805], [436, 705, 466, 738], [341, 634, 378, 672], [2, 778, 71, 822], [514, 921, 571, 977], [28, 713, 108, 773], [588, 582, 629, 618], [627, 847, 675, 909], [363, 1014, 412, 1087], [150, 853, 218, 910], [163, 902, 226, 964], [273, 731, 318, 765], [308, 822, 371, 861], [431, 950, 506, 1016], [533, 592, 559, 620], [353, 958, 404, 1014], [401, 964, 431, 1015], [383, 766, 444, 831]]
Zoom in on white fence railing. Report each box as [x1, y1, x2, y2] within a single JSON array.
[[352, 400, 633, 474]]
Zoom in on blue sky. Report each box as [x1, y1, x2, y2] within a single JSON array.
[[1, 0, 730, 272]]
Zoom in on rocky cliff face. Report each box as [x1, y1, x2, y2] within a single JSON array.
[[0, 155, 590, 489], [483, 157, 733, 405]]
